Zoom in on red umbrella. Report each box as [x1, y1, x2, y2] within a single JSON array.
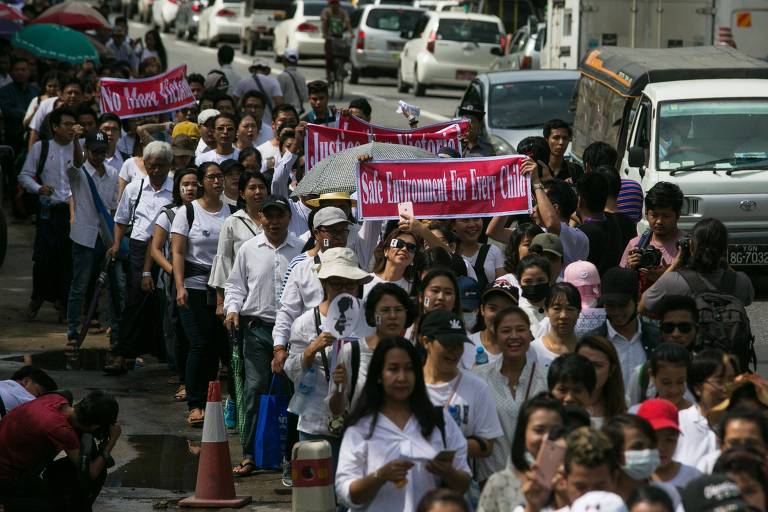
[[0, 4, 27, 23], [32, 1, 109, 31]]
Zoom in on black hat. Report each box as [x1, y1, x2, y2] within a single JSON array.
[[482, 282, 519, 304], [259, 195, 291, 213], [681, 474, 749, 512], [458, 104, 485, 118], [598, 267, 638, 306], [85, 130, 109, 152], [220, 159, 244, 175], [420, 310, 471, 346]]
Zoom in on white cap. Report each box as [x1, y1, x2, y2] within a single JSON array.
[[283, 48, 299, 63], [317, 248, 372, 283], [571, 491, 628, 512], [313, 207, 352, 229], [249, 58, 271, 72], [197, 108, 220, 126]]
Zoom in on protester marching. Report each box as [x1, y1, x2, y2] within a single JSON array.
[[0, 4, 767, 512]]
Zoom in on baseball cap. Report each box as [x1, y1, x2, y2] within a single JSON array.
[[220, 159, 244, 175], [571, 491, 627, 512], [636, 399, 680, 432], [259, 195, 291, 213], [457, 275, 480, 311], [420, 310, 471, 347], [85, 131, 109, 152], [283, 48, 299, 63], [564, 260, 600, 308], [198, 109, 220, 126], [249, 58, 271, 73], [172, 120, 201, 139], [531, 233, 563, 259], [171, 134, 196, 157], [682, 474, 749, 512], [313, 207, 352, 229], [598, 267, 638, 306], [482, 282, 519, 304]]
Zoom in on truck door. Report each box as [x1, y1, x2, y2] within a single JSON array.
[[640, 0, 714, 48], [545, 0, 579, 69], [580, 0, 632, 51], [622, 98, 653, 186], [716, 0, 768, 60]]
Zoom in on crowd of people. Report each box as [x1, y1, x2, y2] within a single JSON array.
[[0, 9, 765, 512]]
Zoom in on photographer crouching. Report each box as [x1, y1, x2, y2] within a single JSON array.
[[0, 390, 120, 512]]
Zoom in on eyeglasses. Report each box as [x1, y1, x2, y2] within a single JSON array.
[[204, 173, 225, 181], [318, 226, 349, 237], [390, 238, 418, 253], [661, 322, 695, 334]]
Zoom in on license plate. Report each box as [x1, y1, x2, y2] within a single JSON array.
[[727, 244, 768, 266], [387, 41, 404, 51], [455, 70, 477, 80]]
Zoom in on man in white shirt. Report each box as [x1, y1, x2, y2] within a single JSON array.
[[19, 107, 83, 321], [66, 131, 121, 346], [195, 108, 219, 157], [216, 45, 241, 96], [0, 366, 58, 419], [195, 112, 239, 166], [224, 195, 303, 476], [98, 112, 126, 170], [586, 267, 660, 389], [276, 49, 307, 116], [105, 141, 174, 375], [233, 59, 283, 126]]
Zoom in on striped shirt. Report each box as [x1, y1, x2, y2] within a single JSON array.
[[617, 179, 644, 223]]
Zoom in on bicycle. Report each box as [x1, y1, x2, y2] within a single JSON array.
[[328, 35, 351, 100]]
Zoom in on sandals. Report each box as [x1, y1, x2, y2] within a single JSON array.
[[173, 385, 186, 402], [187, 408, 205, 427], [232, 460, 257, 478]]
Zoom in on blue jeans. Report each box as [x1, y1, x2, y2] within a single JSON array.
[[67, 239, 122, 343], [241, 319, 275, 459]]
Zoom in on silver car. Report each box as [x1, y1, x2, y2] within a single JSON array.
[[349, 4, 425, 84], [457, 69, 579, 154]]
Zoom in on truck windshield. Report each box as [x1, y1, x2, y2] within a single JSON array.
[[488, 79, 576, 129], [658, 100, 768, 170]]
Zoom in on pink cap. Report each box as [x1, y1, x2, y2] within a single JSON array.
[[564, 261, 601, 308]]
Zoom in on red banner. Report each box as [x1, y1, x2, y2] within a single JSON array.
[[98, 65, 196, 119], [305, 124, 462, 171], [339, 113, 470, 136], [357, 156, 532, 220]]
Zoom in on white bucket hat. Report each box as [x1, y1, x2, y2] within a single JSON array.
[[316, 248, 373, 283]]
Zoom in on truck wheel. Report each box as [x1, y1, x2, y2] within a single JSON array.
[[413, 66, 426, 97], [397, 67, 409, 93]]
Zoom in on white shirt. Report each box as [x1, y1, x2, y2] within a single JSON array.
[[105, 152, 125, 172], [472, 356, 547, 481], [273, 254, 323, 347], [426, 370, 504, 442], [460, 331, 503, 370], [332, 336, 375, 412], [663, 463, 702, 489], [529, 337, 561, 368], [674, 404, 718, 467], [195, 148, 240, 166], [256, 139, 281, 166], [29, 96, 57, 132], [336, 411, 471, 511], [117, 132, 136, 157], [463, 244, 504, 285], [114, 176, 174, 242], [626, 363, 696, 406], [606, 320, 648, 391], [234, 73, 283, 125], [170, 201, 231, 290], [209, 209, 263, 289], [67, 162, 119, 249], [518, 296, 547, 333], [118, 157, 145, 184], [362, 273, 412, 299], [224, 232, 303, 321], [270, 149, 311, 238], [19, 139, 74, 205], [696, 449, 720, 475], [0, 380, 34, 418], [195, 138, 212, 156], [254, 122, 274, 147]]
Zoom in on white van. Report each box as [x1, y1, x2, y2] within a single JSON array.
[[573, 46, 768, 268]]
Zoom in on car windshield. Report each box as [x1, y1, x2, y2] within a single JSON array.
[[367, 8, 422, 31], [437, 19, 500, 44], [488, 79, 576, 129], [658, 100, 768, 170], [304, 3, 354, 16]]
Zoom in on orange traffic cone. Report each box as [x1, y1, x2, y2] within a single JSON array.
[[179, 381, 252, 508]]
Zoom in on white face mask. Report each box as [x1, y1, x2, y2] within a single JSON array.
[[622, 449, 660, 480], [462, 311, 477, 332]]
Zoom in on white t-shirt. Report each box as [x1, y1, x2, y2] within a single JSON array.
[[362, 273, 412, 299], [170, 201, 231, 290], [29, 96, 57, 132], [256, 139, 281, 166], [463, 244, 504, 285], [254, 122, 274, 147], [0, 380, 35, 417], [119, 157, 145, 184], [663, 463, 702, 489], [674, 404, 718, 467], [426, 371, 504, 441], [529, 337, 561, 367], [195, 148, 240, 166]]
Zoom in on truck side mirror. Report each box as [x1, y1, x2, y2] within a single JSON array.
[[628, 146, 645, 168]]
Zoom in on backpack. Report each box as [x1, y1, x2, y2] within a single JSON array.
[[184, 202, 237, 228], [678, 269, 756, 371]]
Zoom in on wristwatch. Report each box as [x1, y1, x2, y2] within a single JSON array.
[[533, 183, 545, 191]]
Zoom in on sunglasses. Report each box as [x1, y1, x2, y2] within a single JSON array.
[[390, 238, 418, 253], [661, 322, 695, 334]]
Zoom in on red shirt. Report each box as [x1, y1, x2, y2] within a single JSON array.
[[0, 394, 80, 482]]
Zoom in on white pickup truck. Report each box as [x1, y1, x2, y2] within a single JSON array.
[[241, 0, 290, 55]]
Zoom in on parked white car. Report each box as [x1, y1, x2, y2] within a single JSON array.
[[196, 0, 246, 47], [349, 4, 425, 83], [137, 0, 154, 23], [398, 12, 505, 96], [273, 0, 355, 59], [152, 0, 180, 32]]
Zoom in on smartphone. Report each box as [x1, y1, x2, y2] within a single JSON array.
[[398, 201, 414, 219], [534, 433, 566, 488], [433, 450, 456, 463]]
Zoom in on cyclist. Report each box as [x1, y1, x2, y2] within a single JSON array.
[[321, 0, 351, 81]]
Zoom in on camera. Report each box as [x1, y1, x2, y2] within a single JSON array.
[[676, 236, 691, 264], [635, 230, 662, 269]]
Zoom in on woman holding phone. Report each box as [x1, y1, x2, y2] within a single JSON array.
[[335, 337, 471, 511], [477, 393, 567, 512]]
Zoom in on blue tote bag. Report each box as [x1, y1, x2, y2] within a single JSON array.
[[253, 373, 289, 469]]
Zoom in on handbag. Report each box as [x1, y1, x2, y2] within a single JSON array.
[[253, 373, 289, 469]]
